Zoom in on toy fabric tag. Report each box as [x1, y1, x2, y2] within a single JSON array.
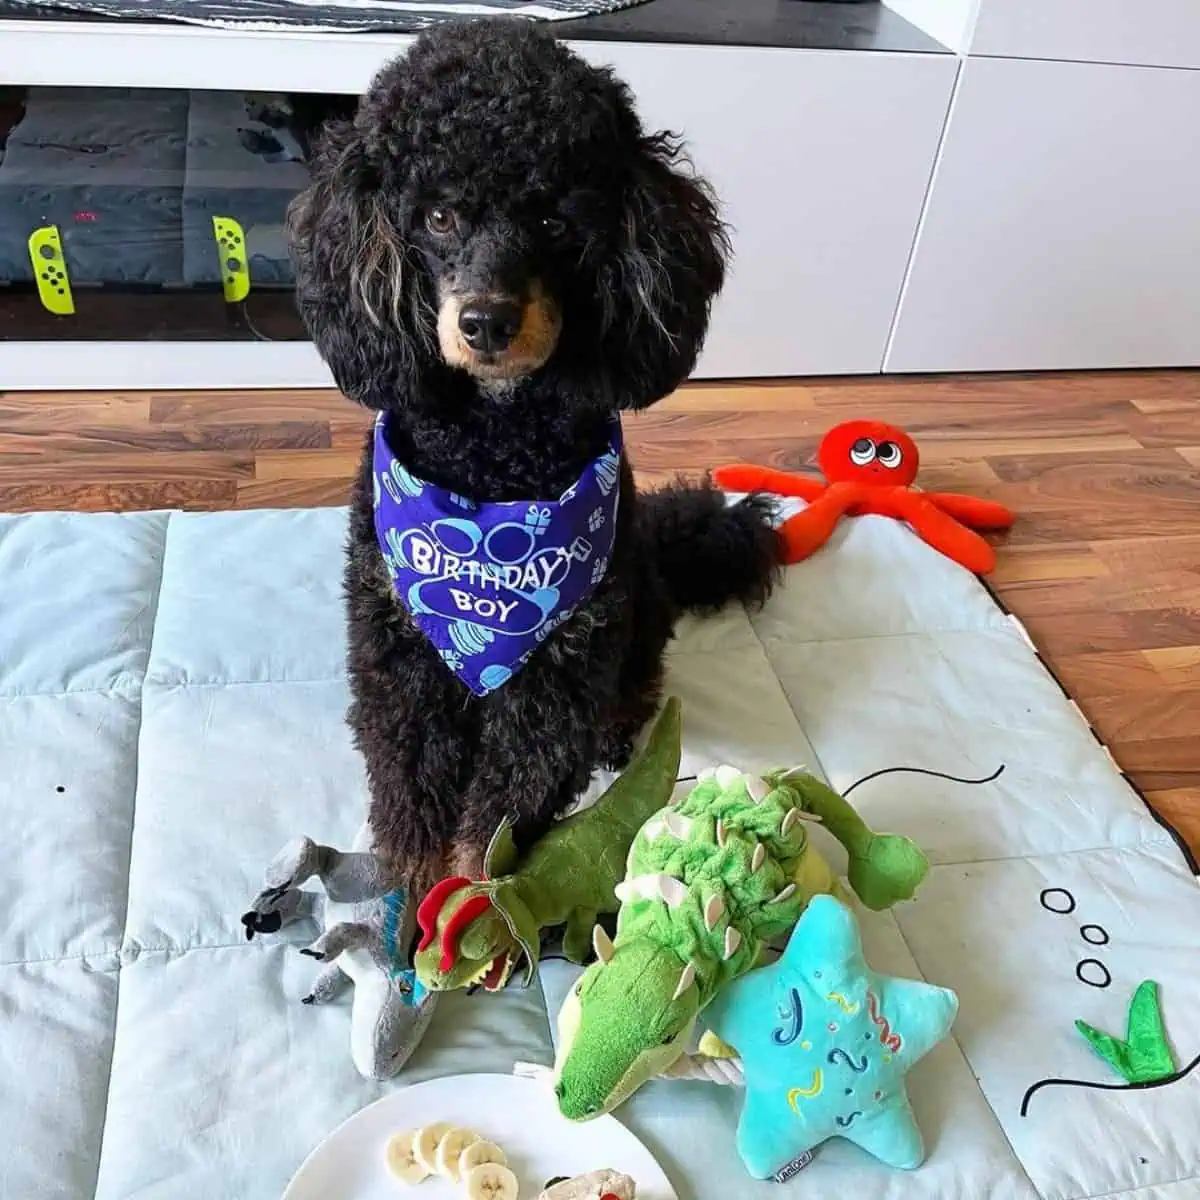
[[772, 1150, 815, 1181], [372, 412, 622, 695]]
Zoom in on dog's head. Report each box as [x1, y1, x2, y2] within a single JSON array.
[[289, 20, 728, 413]]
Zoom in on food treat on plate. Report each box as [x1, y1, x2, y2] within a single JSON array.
[[385, 1123, 513, 1195], [539, 1169, 637, 1199]]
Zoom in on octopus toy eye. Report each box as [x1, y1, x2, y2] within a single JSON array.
[[849, 438, 876, 466], [876, 440, 903, 469]]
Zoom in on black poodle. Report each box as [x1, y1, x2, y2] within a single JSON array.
[[288, 20, 783, 894]]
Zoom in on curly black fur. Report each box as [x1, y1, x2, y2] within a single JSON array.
[[289, 20, 783, 892]]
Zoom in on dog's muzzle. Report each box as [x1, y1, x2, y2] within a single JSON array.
[[437, 281, 562, 381]]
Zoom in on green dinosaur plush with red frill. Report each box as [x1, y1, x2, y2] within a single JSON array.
[[413, 698, 684, 993]]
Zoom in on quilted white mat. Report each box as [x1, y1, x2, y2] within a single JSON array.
[[1, 505, 1197, 1200]]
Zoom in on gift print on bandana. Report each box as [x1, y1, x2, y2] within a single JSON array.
[[373, 414, 623, 696]]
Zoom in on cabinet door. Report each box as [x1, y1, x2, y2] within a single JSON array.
[[887, 56, 1200, 373], [972, 0, 1200, 71], [580, 42, 957, 378]]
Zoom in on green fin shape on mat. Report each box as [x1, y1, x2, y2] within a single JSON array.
[[1075, 980, 1177, 1085]]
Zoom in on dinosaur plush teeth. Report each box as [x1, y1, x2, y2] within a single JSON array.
[[482, 955, 510, 991], [616, 873, 687, 908], [745, 776, 769, 802], [593, 925, 615, 964], [774, 884, 797, 905], [416, 876, 472, 951], [716, 819, 727, 848], [698, 767, 716, 782], [663, 811, 693, 840], [643, 819, 667, 843], [751, 843, 766, 872], [780, 808, 800, 837], [673, 961, 697, 1001], [704, 895, 725, 932], [724, 928, 742, 959], [715, 765, 741, 789]]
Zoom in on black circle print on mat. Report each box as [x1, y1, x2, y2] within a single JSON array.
[[1040, 887, 1077, 915], [1075, 959, 1112, 989], [1080, 924, 1110, 946]]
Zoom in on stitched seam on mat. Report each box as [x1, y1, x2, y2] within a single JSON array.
[[142, 674, 346, 690], [749, 624, 1019, 650], [1084, 1175, 1200, 1200], [0, 683, 143, 702], [0, 938, 308, 969], [741, 606, 835, 788], [922, 835, 1183, 871], [89, 511, 171, 1200], [0, 951, 118, 970]]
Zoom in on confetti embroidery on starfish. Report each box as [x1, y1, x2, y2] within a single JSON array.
[[868, 990, 902, 1052], [772, 989, 804, 1046], [787, 1070, 825, 1111]]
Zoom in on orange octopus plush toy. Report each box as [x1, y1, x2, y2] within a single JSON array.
[[713, 419, 1014, 575]]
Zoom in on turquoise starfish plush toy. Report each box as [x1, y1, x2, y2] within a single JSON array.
[[704, 895, 958, 1178]]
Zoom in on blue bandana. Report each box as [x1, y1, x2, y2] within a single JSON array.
[[372, 413, 623, 696]]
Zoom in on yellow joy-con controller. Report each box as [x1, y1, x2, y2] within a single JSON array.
[[28, 226, 75, 316], [212, 215, 250, 303]]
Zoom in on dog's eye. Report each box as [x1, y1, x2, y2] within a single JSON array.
[[540, 217, 567, 239], [425, 207, 456, 236]]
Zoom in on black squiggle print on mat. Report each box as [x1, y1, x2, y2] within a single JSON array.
[[1020, 1052, 1200, 1118], [843, 764, 1005, 798]]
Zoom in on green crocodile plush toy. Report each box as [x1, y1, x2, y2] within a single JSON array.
[[552, 765, 929, 1121], [414, 697, 683, 993]]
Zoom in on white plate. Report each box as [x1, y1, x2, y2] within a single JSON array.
[[282, 1073, 676, 1200]]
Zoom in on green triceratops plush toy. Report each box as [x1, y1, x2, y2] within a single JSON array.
[[414, 698, 683, 993], [552, 764, 930, 1121]]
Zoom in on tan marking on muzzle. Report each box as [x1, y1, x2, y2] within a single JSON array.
[[437, 280, 562, 381]]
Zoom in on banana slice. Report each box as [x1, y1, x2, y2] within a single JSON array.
[[413, 1122, 455, 1174], [383, 1130, 430, 1186], [464, 1162, 520, 1200], [434, 1127, 479, 1181], [459, 1140, 508, 1175]]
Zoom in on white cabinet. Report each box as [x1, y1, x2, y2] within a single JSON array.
[[582, 44, 958, 378], [887, 56, 1200, 373], [971, 0, 1200, 70]]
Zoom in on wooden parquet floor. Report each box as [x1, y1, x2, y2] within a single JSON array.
[[2, 370, 1198, 861]]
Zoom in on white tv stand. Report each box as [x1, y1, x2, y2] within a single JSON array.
[[0, 0, 1197, 389]]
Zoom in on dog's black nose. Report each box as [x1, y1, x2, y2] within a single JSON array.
[[459, 300, 522, 354]]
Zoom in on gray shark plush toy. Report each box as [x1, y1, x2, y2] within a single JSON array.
[[241, 826, 436, 1080]]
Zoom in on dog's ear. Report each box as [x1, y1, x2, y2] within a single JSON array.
[[288, 119, 427, 407], [603, 132, 729, 409]]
